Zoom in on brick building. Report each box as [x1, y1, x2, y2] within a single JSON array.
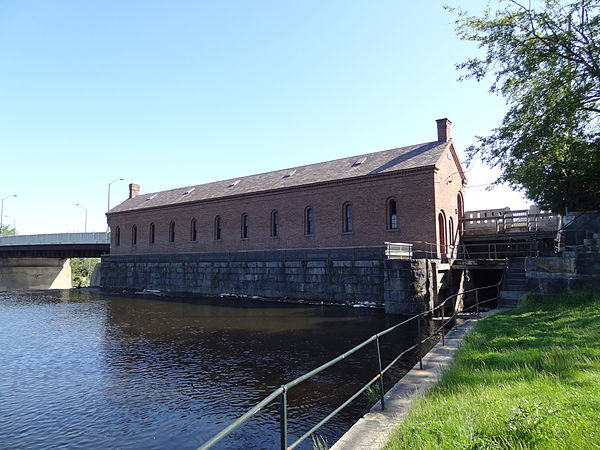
[[107, 118, 466, 256], [101, 118, 466, 311]]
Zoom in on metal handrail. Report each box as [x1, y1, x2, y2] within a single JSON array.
[[198, 272, 506, 449], [396, 238, 548, 259]]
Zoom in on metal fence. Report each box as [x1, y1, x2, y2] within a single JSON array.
[[198, 272, 505, 449]]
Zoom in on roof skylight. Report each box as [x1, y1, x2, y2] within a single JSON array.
[[353, 157, 367, 167]]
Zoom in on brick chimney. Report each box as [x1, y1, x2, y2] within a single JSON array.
[[129, 183, 140, 199], [436, 118, 452, 142]]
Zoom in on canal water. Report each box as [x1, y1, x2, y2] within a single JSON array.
[[0, 290, 420, 449]]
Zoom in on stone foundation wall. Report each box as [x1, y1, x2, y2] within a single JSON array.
[[526, 254, 600, 293], [100, 251, 386, 303], [99, 249, 433, 314], [384, 259, 432, 315]]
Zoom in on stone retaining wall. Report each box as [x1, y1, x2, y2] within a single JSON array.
[[100, 253, 386, 304], [384, 259, 432, 315], [99, 249, 433, 313], [526, 254, 600, 293]]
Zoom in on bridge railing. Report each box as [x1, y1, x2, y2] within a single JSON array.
[[198, 275, 505, 449], [462, 209, 560, 236], [0, 232, 110, 246]]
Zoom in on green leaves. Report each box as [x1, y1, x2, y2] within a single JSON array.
[[0, 225, 16, 236], [453, 0, 600, 212]]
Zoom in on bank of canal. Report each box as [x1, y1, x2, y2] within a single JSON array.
[[0, 290, 424, 449]]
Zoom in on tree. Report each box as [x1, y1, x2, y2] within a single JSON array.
[[0, 225, 16, 236], [450, 0, 600, 213], [71, 258, 100, 287]]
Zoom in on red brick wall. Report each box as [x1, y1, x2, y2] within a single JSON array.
[[108, 168, 442, 255], [432, 143, 466, 253]]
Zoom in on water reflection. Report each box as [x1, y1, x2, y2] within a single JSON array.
[[0, 291, 419, 449]]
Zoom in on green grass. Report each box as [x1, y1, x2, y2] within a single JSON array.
[[384, 292, 600, 450]]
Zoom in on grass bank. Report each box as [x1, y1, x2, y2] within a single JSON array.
[[384, 292, 600, 449]]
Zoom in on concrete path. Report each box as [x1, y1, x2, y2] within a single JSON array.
[[331, 313, 492, 450]]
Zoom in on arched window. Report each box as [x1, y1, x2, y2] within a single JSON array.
[[387, 198, 398, 230], [271, 210, 279, 237], [241, 213, 249, 239], [449, 217, 455, 251], [149, 223, 155, 244], [438, 211, 447, 257], [131, 225, 137, 245], [190, 219, 197, 242], [214, 216, 221, 241], [115, 226, 121, 247], [304, 207, 313, 235], [343, 203, 353, 233], [169, 221, 175, 243]]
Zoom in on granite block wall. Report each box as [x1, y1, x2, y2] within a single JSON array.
[[99, 249, 432, 314]]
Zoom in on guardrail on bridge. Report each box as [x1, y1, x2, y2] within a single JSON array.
[[0, 232, 110, 246], [462, 208, 559, 235]]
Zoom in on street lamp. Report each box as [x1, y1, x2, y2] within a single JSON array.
[[107, 178, 124, 212], [75, 203, 88, 232], [107, 178, 124, 232], [0, 194, 17, 236]]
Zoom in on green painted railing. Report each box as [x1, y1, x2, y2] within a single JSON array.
[[199, 274, 505, 449]]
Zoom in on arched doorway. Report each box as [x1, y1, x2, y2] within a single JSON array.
[[438, 211, 447, 258], [449, 217, 455, 257], [457, 193, 464, 232]]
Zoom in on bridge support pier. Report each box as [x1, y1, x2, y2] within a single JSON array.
[[0, 258, 71, 291]]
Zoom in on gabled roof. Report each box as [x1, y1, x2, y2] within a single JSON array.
[[109, 140, 452, 214]]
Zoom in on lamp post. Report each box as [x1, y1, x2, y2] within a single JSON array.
[[75, 203, 88, 232], [107, 178, 124, 232], [0, 194, 17, 236], [107, 178, 124, 212]]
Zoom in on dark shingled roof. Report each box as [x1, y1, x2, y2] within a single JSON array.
[[109, 140, 451, 214]]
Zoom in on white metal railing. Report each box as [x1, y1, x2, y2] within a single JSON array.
[[385, 242, 413, 259], [462, 207, 559, 235], [0, 232, 109, 246]]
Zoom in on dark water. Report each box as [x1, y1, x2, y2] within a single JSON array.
[[0, 290, 420, 449]]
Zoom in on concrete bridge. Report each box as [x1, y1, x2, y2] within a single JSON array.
[[0, 232, 110, 291]]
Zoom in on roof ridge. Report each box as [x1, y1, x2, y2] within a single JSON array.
[[108, 140, 449, 214], [138, 140, 442, 197]]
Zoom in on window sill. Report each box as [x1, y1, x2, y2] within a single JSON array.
[[240, 237, 249, 241], [342, 231, 354, 235], [386, 228, 399, 232], [304, 234, 314, 238]]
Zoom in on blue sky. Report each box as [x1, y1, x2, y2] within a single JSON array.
[[0, 0, 529, 234]]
